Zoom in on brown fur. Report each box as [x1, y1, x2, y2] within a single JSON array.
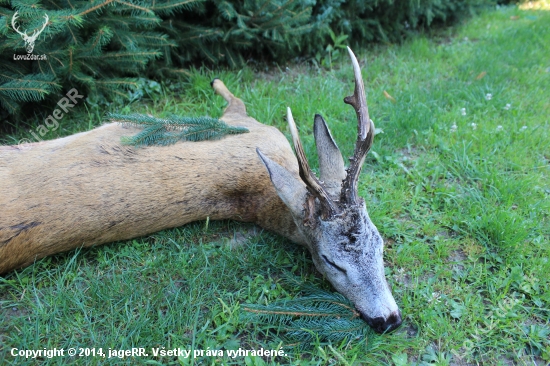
[[0, 80, 305, 273]]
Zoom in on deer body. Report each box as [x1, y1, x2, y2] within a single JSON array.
[[0, 98, 304, 273], [0, 48, 402, 333]]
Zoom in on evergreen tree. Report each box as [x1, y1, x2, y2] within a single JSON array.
[[0, 0, 498, 129], [310, 0, 490, 49], [0, 0, 315, 126], [159, 0, 316, 68], [0, 0, 192, 121]]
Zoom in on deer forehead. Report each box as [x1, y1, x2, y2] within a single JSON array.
[[315, 207, 382, 253]]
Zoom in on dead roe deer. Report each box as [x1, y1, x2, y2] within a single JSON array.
[[0, 48, 402, 333]]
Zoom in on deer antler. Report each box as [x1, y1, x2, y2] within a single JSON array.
[[341, 47, 375, 205], [34, 14, 49, 39], [11, 11, 26, 37], [286, 107, 340, 219], [284, 48, 374, 217]]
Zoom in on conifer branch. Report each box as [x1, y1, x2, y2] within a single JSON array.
[[151, 0, 200, 13], [106, 113, 249, 147], [114, 0, 154, 14], [241, 280, 369, 347], [0, 95, 19, 113], [77, 0, 115, 17]]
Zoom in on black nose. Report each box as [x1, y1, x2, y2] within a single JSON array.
[[362, 310, 402, 334]]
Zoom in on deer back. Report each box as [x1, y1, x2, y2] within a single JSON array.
[[0, 116, 304, 273]]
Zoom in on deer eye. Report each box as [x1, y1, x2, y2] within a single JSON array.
[[322, 255, 347, 274]]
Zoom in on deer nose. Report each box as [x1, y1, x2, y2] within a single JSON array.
[[361, 310, 402, 334]]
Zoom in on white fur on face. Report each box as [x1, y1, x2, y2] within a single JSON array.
[[306, 203, 399, 322]]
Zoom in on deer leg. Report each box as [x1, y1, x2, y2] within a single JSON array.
[[211, 79, 247, 119]]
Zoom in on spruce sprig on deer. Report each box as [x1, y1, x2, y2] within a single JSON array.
[[106, 113, 249, 147]]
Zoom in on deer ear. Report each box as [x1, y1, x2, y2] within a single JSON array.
[[257, 148, 308, 216], [314, 114, 345, 197]]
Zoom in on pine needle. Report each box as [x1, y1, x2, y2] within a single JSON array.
[[241, 278, 369, 348], [106, 112, 249, 147]]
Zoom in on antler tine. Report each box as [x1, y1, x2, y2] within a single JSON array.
[[341, 47, 375, 205], [11, 11, 25, 36], [287, 107, 339, 218], [36, 14, 49, 36]]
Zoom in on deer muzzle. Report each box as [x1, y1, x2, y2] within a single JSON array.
[[361, 309, 403, 334]]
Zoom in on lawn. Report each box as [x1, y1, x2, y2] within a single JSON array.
[[1, 4, 549, 365]]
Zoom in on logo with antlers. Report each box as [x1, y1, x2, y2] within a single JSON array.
[[11, 11, 49, 54]]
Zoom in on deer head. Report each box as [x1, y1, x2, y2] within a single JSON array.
[[257, 47, 402, 333], [12, 11, 49, 54]]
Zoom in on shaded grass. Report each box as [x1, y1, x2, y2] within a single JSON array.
[[1, 5, 549, 365]]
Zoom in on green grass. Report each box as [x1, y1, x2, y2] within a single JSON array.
[[1, 5, 549, 365]]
